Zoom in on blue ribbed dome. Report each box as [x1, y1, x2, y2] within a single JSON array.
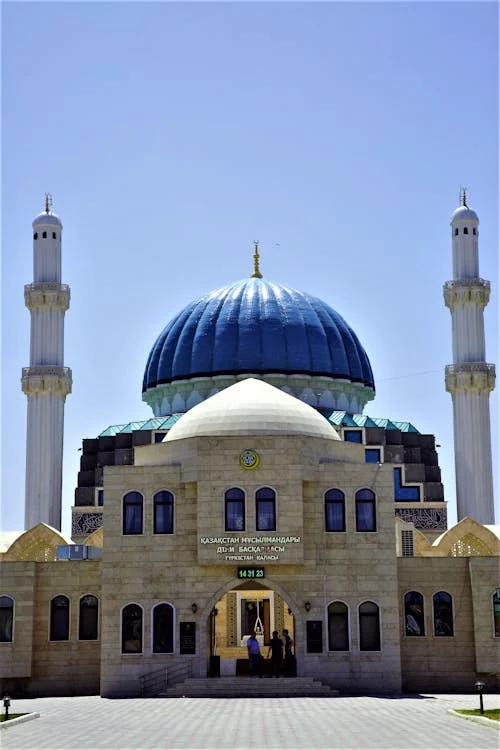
[[143, 278, 374, 392]]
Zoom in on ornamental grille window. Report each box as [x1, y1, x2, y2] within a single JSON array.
[[404, 591, 425, 636], [325, 489, 345, 532], [123, 492, 143, 535], [225, 488, 245, 531], [121, 603, 143, 653], [153, 603, 174, 653], [79, 595, 98, 640], [401, 529, 414, 556], [256, 487, 276, 531], [328, 601, 349, 650], [359, 601, 380, 651], [50, 595, 70, 641], [355, 489, 376, 531], [154, 491, 174, 534], [433, 591, 454, 636], [0, 596, 14, 642]]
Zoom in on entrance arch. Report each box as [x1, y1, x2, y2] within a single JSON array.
[[203, 577, 300, 678]]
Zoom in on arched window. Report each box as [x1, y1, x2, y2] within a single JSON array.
[[154, 491, 174, 534], [121, 603, 143, 653], [473, 227, 477, 235], [152, 603, 174, 653], [79, 595, 99, 640], [355, 489, 376, 531], [404, 591, 425, 636], [225, 488, 245, 531], [52, 232, 57, 239], [463, 227, 468, 235], [123, 492, 143, 535], [33, 232, 38, 240], [328, 601, 349, 650], [325, 489, 345, 532], [42, 231, 47, 238], [50, 595, 70, 641], [359, 601, 380, 650], [433, 591, 454, 636], [492, 592, 500, 637], [0, 596, 14, 642], [256, 487, 276, 531], [454, 228, 458, 236]]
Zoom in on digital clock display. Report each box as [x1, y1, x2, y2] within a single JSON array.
[[237, 567, 265, 579]]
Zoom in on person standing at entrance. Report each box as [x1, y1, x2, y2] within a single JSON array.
[[282, 629, 295, 677], [267, 630, 283, 677], [247, 631, 262, 677]]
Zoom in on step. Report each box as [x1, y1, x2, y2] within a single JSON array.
[[159, 676, 339, 698]]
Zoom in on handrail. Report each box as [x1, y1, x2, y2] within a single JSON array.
[[139, 660, 192, 697]]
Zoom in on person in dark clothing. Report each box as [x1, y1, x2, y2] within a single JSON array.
[[282, 628, 295, 676], [266, 630, 283, 677]]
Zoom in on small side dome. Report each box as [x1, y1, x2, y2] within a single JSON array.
[[164, 377, 340, 442], [450, 205, 479, 224]]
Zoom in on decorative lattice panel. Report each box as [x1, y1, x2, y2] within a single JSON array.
[[395, 507, 447, 530], [449, 533, 492, 557], [226, 592, 238, 646]]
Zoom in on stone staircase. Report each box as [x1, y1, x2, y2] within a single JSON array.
[[159, 676, 339, 698]]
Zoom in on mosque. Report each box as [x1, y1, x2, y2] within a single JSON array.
[[0, 194, 498, 698]]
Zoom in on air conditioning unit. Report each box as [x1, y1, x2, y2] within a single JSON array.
[[57, 545, 88, 560]]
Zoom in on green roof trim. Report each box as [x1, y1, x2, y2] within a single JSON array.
[[325, 411, 419, 433], [98, 414, 183, 437]]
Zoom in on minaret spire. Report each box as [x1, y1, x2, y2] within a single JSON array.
[[250, 240, 263, 279], [444, 192, 496, 524], [22, 197, 72, 530]]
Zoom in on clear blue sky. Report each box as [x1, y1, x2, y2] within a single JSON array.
[[2, 2, 498, 536]]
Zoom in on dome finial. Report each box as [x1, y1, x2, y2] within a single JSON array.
[[44, 192, 52, 214], [251, 240, 263, 279], [461, 186, 467, 207]]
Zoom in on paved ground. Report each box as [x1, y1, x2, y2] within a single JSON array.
[[2, 693, 498, 749]]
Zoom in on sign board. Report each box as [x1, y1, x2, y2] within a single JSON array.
[[179, 622, 196, 655]]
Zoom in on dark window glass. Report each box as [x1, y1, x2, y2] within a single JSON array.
[[365, 449, 380, 464], [404, 591, 425, 636], [433, 591, 454, 636], [0, 596, 14, 642], [225, 488, 245, 531], [52, 232, 56, 239], [325, 489, 345, 532], [79, 595, 98, 640], [355, 489, 376, 531], [154, 432, 167, 443], [154, 491, 174, 534], [454, 228, 459, 236], [463, 227, 468, 234], [256, 487, 276, 531], [473, 227, 477, 235], [328, 601, 349, 650], [33, 232, 38, 240], [359, 601, 380, 650], [393, 468, 420, 501], [344, 430, 362, 443], [97, 489, 104, 506], [42, 231, 47, 238], [493, 593, 500, 637], [50, 595, 70, 641], [153, 603, 174, 653], [121, 603, 142, 653], [123, 492, 143, 535]]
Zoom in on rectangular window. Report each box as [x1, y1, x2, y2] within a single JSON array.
[[225, 500, 245, 531], [344, 430, 362, 443], [365, 449, 380, 464], [325, 500, 345, 532], [256, 499, 276, 531]]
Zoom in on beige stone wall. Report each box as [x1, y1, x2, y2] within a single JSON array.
[[0, 562, 35, 691], [469, 557, 500, 677], [398, 557, 482, 692]]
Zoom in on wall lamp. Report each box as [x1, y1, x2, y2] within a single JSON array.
[[304, 601, 311, 612], [191, 603, 198, 614], [3, 695, 11, 721], [474, 679, 486, 714]]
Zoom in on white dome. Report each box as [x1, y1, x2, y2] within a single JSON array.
[[164, 377, 340, 442], [450, 205, 479, 224], [33, 211, 62, 228]]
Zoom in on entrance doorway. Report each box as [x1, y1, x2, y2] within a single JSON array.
[[208, 581, 295, 677]]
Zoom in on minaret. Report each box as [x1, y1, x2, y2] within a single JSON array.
[[444, 190, 496, 524], [22, 196, 72, 530]]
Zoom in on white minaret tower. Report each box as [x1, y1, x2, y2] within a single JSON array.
[[444, 190, 496, 524], [22, 195, 72, 530]]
